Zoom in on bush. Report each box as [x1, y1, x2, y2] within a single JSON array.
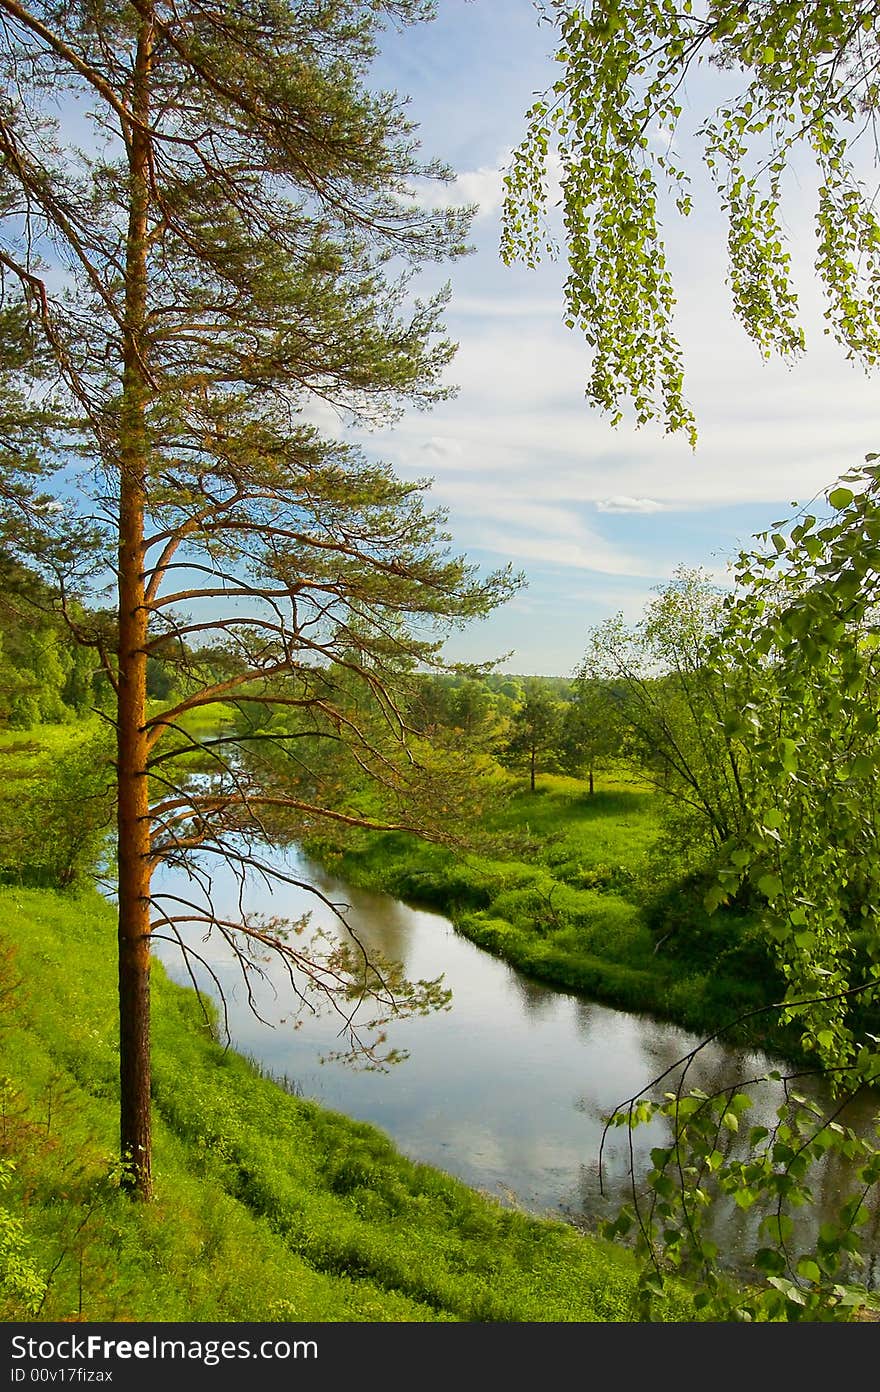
[[0, 727, 115, 889], [644, 868, 779, 980], [0, 1157, 46, 1317]]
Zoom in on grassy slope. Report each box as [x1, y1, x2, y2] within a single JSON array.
[[305, 771, 798, 1058], [0, 885, 696, 1323]]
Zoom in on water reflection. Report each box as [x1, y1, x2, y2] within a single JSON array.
[[308, 867, 415, 978], [152, 844, 880, 1285], [513, 976, 558, 1019], [573, 999, 597, 1035]]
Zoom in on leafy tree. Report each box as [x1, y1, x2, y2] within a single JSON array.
[[487, 674, 525, 704], [582, 567, 750, 855], [0, 0, 518, 1197], [503, 679, 561, 791], [557, 676, 621, 793], [0, 559, 101, 727], [449, 678, 496, 741], [407, 672, 459, 736], [503, 0, 880, 442], [711, 463, 880, 1068]]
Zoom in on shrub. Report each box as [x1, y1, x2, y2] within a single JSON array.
[[0, 1157, 46, 1317], [0, 727, 115, 889], [644, 869, 779, 980]]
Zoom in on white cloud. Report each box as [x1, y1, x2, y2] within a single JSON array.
[[369, 295, 880, 516], [411, 476, 658, 577], [408, 157, 508, 220], [420, 435, 464, 460], [647, 124, 678, 157], [472, 528, 658, 577], [595, 496, 665, 514], [449, 294, 563, 319]]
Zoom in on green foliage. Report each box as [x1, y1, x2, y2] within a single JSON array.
[[644, 868, 777, 981], [711, 460, 880, 1070], [580, 566, 752, 858], [601, 459, 880, 1319], [0, 302, 71, 537], [503, 0, 880, 441], [0, 725, 114, 890], [557, 678, 622, 790], [603, 1078, 880, 1321], [502, 679, 563, 790], [0, 562, 103, 730], [0, 1154, 46, 1317]]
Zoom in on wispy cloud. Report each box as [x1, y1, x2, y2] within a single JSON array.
[[408, 156, 508, 220], [420, 436, 464, 461], [471, 528, 659, 577], [595, 496, 665, 514]]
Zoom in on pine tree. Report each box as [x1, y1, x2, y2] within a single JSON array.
[[505, 680, 561, 793], [0, 0, 518, 1197]]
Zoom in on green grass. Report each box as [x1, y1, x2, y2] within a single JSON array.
[[155, 699, 239, 739], [0, 722, 78, 774], [0, 883, 696, 1323]]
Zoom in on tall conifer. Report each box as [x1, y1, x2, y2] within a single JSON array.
[[0, 0, 517, 1196]]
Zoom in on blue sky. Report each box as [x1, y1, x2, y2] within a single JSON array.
[[324, 0, 880, 675]]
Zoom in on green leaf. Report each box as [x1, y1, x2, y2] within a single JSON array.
[[733, 1185, 756, 1208], [755, 1246, 786, 1275], [757, 873, 783, 898], [777, 738, 799, 772], [704, 885, 728, 915], [768, 1276, 807, 1306], [850, 754, 875, 778], [828, 487, 854, 510]]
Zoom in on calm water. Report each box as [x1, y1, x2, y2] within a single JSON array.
[[152, 844, 880, 1284]]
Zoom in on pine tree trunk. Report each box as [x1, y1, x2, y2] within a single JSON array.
[[530, 745, 536, 792], [117, 11, 154, 1201], [588, 766, 594, 796]]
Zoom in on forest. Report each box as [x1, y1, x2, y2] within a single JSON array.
[[1, 0, 880, 1333]]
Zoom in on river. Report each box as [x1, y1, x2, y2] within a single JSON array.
[[152, 843, 880, 1286]]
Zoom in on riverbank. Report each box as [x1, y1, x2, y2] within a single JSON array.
[[300, 773, 806, 1062], [0, 882, 696, 1322]]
